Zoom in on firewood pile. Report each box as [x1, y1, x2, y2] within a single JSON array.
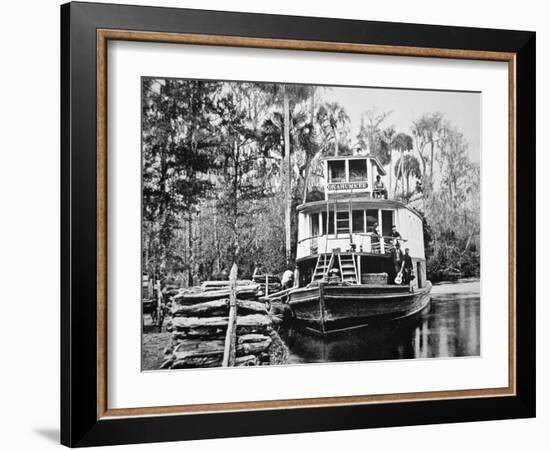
[[252, 274, 282, 296], [161, 281, 275, 369]]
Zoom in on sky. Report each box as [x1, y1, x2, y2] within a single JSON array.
[[323, 85, 481, 164]]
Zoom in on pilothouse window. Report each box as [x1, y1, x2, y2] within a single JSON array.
[[328, 160, 346, 183], [349, 159, 367, 181]]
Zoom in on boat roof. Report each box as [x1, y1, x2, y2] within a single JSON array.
[[321, 154, 387, 176], [297, 198, 424, 220]]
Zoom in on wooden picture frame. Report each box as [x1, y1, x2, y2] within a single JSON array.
[[61, 2, 535, 447]]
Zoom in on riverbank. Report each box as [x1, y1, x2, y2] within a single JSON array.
[[431, 278, 480, 298]]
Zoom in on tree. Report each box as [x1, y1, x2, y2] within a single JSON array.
[[394, 153, 421, 198], [142, 78, 217, 282], [391, 132, 413, 197], [437, 127, 474, 220], [380, 126, 396, 194], [260, 84, 316, 264], [316, 102, 350, 157], [412, 112, 445, 187], [360, 109, 392, 165]]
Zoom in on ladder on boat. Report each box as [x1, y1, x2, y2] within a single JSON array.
[[312, 253, 334, 282], [338, 253, 359, 284], [311, 251, 359, 284]]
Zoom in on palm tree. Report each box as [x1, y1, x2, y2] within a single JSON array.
[[316, 102, 350, 156], [260, 84, 316, 264], [392, 133, 413, 197], [381, 126, 396, 195], [394, 154, 421, 198]]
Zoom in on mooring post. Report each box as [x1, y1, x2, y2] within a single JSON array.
[[222, 263, 238, 367]]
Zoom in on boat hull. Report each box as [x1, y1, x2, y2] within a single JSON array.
[[288, 282, 432, 334]]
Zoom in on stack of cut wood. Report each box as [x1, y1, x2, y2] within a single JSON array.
[[252, 274, 282, 296], [161, 281, 275, 369]]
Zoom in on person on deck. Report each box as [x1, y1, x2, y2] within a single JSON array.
[[391, 225, 402, 244], [371, 221, 380, 253], [281, 267, 294, 290], [391, 242, 404, 283], [403, 248, 414, 284], [373, 175, 387, 199]]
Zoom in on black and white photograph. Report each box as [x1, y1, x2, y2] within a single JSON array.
[[141, 78, 481, 370]]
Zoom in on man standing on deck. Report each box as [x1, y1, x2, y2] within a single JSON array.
[[281, 266, 294, 290], [371, 221, 381, 253], [403, 248, 414, 284], [391, 242, 404, 283], [391, 224, 402, 240]]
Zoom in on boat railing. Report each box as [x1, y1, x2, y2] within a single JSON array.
[[297, 234, 407, 258]]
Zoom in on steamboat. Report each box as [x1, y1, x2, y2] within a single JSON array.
[[289, 154, 432, 334]]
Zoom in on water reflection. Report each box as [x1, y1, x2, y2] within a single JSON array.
[[281, 280, 480, 364]]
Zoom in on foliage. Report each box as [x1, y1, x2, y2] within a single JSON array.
[[141, 79, 480, 285], [142, 79, 219, 280]]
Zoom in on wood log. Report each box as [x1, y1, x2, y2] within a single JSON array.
[[171, 355, 222, 369], [253, 276, 281, 282], [171, 299, 228, 317], [171, 299, 268, 318], [168, 338, 271, 362], [236, 299, 269, 314], [169, 314, 271, 330], [170, 328, 225, 339], [235, 355, 258, 366], [173, 339, 226, 359], [167, 315, 272, 340], [241, 340, 272, 354], [238, 334, 272, 344], [171, 286, 261, 304], [159, 359, 174, 369], [201, 280, 256, 288], [169, 316, 228, 330]]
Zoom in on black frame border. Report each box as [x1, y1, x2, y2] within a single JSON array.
[[61, 2, 535, 447]]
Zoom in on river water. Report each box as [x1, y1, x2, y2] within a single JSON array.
[[280, 279, 480, 364]]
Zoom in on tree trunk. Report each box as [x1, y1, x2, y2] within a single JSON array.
[[302, 165, 309, 204], [388, 149, 393, 198], [283, 86, 292, 264], [233, 138, 239, 261], [302, 89, 316, 204], [213, 209, 220, 276], [430, 140, 434, 184], [401, 152, 405, 199], [393, 157, 400, 198], [187, 210, 193, 287], [334, 127, 339, 156]]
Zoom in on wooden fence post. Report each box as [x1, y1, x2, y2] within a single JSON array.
[[222, 263, 238, 367]]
